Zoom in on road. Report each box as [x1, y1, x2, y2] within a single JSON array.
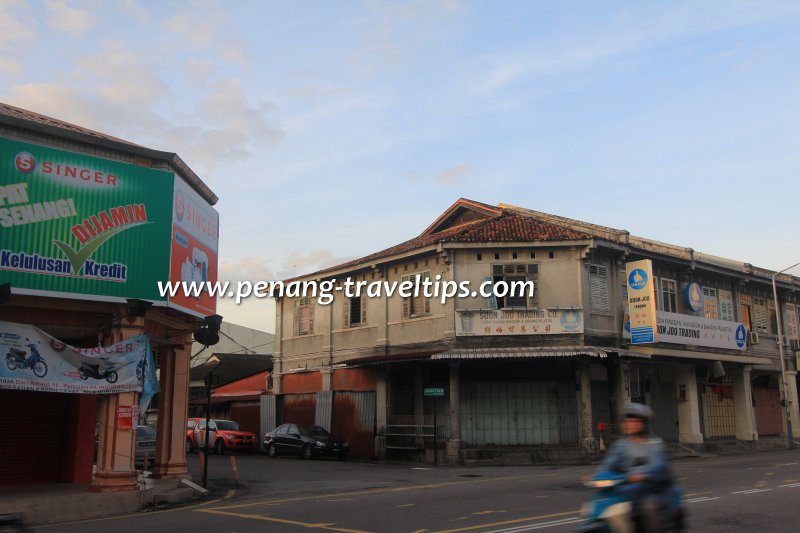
[[37, 449, 800, 532]]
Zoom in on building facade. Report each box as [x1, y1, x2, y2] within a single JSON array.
[[0, 102, 219, 490], [271, 199, 800, 463]]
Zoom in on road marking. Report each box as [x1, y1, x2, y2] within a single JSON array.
[[327, 499, 355, 502], [683, 492, 711, 497], [411, 530, 428, 533], [732, 489, 771, 494], [432, 510, 579, 533], [398, 504, 416, 508], [195, 508, 371, 533], [684, 497, 720, 504], [414, 468, 434, 470], [779, 483, 800, 488], [479, 517, 584, 532], [473, 510, 507, 515], [782, 462, 798, 466], [203, 475, 528, 510]]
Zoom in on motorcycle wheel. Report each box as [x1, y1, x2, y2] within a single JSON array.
[[106, 371, 119, 384], [6, 356, 19, 371], [33, 360, 47, 378]]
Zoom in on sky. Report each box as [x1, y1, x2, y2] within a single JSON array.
[[1, 0, 799, 333]]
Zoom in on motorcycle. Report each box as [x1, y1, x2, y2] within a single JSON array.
[[577, 468, 686, 532], [5, 342, 48, 378], [78, 361, 118, 383]]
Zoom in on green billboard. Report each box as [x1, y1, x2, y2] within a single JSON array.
[[0, 137, 174, 302]]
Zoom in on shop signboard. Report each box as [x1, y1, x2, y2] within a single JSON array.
[[0, 137, 173, 302], [117, 405, 135, 431], [0, 320, 159, 405], [168, 175, 219, 316], [626, 259, 657, 344], [455, 308, 583, 336]]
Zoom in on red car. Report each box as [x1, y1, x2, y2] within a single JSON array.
[[186, 417, 202, 453], [188, 418, 258, 454]]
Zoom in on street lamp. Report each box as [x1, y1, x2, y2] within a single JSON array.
[[772, 261, 800, 450]]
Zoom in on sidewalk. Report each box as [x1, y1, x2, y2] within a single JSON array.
[[0, 473, 197, 527]]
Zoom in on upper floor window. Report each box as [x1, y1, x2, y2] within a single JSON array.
[[345, 294, 366, 327], [753, 297, 768, 333], [589, 264, 610, 313], [294, 297, 314, 336], [660, 279, 677, 313], [490, 264, 538, 309], [740, 294, 752, 330], [719, 290, 734, 322], [703, 287, 718, 319], [402, 272, 431, 319]]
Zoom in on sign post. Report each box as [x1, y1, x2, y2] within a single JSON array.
[[626, 260, 657, 345], [424, 387, 445, 465]]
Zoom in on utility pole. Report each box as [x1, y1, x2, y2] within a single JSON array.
[[772, 262, 800, 450], [202, 372, 214, 488]]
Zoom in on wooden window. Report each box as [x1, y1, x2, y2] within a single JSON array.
[[344, 295, 367, 327], [490, 264, 538, 309], [589, 264, 610, 313], [719, 290, 734, 322], [703, 287, 718, 319], [402, 272, 431, 319], [660, 279, 677, 313], [294, 297, 314, 336], [740, 294, 752, 330]]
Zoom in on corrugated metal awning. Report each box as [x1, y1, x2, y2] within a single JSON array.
[[432, 346, 650, 360]]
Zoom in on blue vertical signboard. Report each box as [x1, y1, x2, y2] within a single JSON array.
[[627, 259, 657, 344]]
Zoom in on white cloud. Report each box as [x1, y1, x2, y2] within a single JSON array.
[[435, 164, 471, 186], [45, 0, 94, 37]]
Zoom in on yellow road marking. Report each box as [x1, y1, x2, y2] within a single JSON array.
[[203, 475, 527, 510], [196, 508, 371, 533], [410, 530, 428, 533], [784, 479, 799, 483], [766, 472, 776, 476], [328, 499, 355, 502], [472, 510, 506, 515], [433, 510, 579, 533]]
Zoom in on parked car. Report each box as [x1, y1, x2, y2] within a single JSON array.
[[186, 417, 202, 453], [191, 419, 258, 454], [264, 424, 349, 460], [135, 425, 157, 468]]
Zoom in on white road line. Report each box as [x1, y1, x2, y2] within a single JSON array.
[[732, 489, 772, 494], [779, 483, 800, 488], [781, 462, 798, 466], [480, 517, 584, 533], [684, 497, 720, 504]]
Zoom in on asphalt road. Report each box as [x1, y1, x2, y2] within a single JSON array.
[[36, 448, 800, 532]]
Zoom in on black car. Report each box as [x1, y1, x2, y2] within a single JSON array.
[[264, 424, 349, 460]]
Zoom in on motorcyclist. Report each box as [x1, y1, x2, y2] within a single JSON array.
[[595, 403, 678, 532]]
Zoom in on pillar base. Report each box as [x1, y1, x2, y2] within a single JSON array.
[[90, 471, 140, 493], [446, 439, 461, 465], [150, 462, 190, 479]]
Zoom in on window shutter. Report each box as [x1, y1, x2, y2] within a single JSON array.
[[344, 297, 350, 327], [753, 298, 768, 332], [589, 264, 609, 313], [361, 295, 367, 324], [401, 274, 411, 318], [485, 275, 497, 309], [294, 303, 300, 336], [719, 291, 734, 322]]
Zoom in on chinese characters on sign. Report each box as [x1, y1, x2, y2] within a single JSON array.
[[626, 259, 657, 344], [455, 308, 583, 336]]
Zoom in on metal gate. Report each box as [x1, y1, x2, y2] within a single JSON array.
[[460, 380, 578, 445], [753, 386, 782, 436], [332, 391, 376, 459], [278, 393, 316, 426], [702, 384, 735, 438], [649, 382, 679, 442]]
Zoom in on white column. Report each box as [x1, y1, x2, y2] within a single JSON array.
[[447, 362, 461, 464], [784, 371, 800, 439], [676, 364, 703, 444], [733, 367, 757, 441]]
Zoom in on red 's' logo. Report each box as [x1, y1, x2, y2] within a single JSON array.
[[15, 152, 36, 173]]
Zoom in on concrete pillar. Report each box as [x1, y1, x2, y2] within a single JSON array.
[[91, 315, 144, 493], [733, 367, 757, 441], [784, 371, 800, 439], [611, 361, 632, 430], [578, 363, 595, 453], [447, 362, 461, 464], [151, 336, 191, 479], [374, 366, 387, 460], [676, 364, 703, 444], [321, 367, 333, 391]]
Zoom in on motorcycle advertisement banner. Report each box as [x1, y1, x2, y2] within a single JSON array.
[[0, 320, 159, 399]]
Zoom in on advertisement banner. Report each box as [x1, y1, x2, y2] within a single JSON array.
[[0, 320, 159, 397], [626, 259, 657, 344], [0, 137, 173, 302], [654, 311, 747, 351], [117, 405, 134, 430], [168, 175, 219, 316], [455, 308, 583, 336]]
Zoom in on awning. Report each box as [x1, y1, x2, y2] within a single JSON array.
[[431, 346, 650, 360], [189, 392, 262, 405], [627, 346, 772, 365]]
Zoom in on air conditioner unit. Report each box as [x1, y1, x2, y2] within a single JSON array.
[[791, 338, 800, 351], [748, 330, 760, 345]]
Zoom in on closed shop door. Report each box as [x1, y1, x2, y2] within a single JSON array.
[[0, 390, 69, 486], [753, 386, 782, 436], [649, 382, 679, 442], [332, 391, 376, 459], [702, 384, 736, 438], [229, 402, 261, 435], [460, 380, 578, 446]]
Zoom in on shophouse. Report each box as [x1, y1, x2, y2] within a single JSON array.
[[270, 199, 799, 463], [0, 102, 219, 490]]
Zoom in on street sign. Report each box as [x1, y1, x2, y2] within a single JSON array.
[[424, 387, 445, 397]]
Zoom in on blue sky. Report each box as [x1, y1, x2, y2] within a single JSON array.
[[1, 1, 798, 331]]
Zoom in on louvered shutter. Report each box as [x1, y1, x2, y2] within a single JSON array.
[[293, 303, 300, 336], [361, 295, 367, 324], [589, 264, 609, 313], [401, 275, 411, 318], [344, 296, 351, 327], [485, 276, 497, 309]]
